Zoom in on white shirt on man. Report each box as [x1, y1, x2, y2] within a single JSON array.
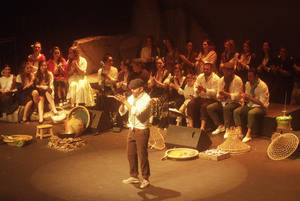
[[245, 78, 269, 109], [194, 72, 220, 99], [119, 92, 152, 130], [217, 74, 243, 106], [98, 66, 118, 87]]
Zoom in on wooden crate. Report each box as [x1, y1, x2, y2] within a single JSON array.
[[198, 151, 230, 161]]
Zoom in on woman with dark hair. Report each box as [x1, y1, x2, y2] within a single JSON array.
[[116, 59, 132, 94], [148, 58, 172, 128], [236, 40, 256, 82], [256, 41, 275, 100], [161, 38, 177, 73], [178, 41, 198, 75], [67, 46, 95, 107], [168, 63, 187, 109], [16, 61, 35, 122], [271, 47, 295, 104], [195, 39, 217, 74], [27, 41, 46, 73], [32, 60, 57, 123], [148, 58, 172, 98], [47, 46, 68, 105]]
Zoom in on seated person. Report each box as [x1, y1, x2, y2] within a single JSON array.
[[148, 58, 172, 98], [233, 68, 269, 142], [186, 63, 219, 129], [271, 47, 294, 104], [98, 53, 118, 95], [116, 59, 132, 95], [168, 64, 187, 109], [147, 58, 172, 128], [169, 73, 195, 126], [139, 35, 160, 72], [47, 46, 68, 105], [194, 40, 217, 75], [236, 40, 256, 83], [27, 41, 46, 73], [219, 39, 239, 73], [16, 61, 35, 122], [207, 62, 243, 138], [67, 46, 95, 107], [129, 60, 150, 84], [291, 61, 300, 105], [0, 65, 18, 116], [32, 60, 58, 123], [97, 54, 120, 126], [178, 41, 197, 75]]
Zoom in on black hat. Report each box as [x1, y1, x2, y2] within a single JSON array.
[[128, 78, 144, 89]]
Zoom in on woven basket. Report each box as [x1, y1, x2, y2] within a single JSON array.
[[148, 126, 167, 150], [217, 127, 251, 154], [267, 133, 299, 160]]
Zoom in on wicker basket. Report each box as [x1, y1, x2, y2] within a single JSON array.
[[267, 133, 299, 160]]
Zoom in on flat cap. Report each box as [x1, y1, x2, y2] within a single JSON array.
[[128, 78, 144, 89]]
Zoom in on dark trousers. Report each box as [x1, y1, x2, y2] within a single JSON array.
[[127, 128, 150, 180], [187, 97, 216, 127], [207, 101, 241, 128], [234, 105, 265, 130]]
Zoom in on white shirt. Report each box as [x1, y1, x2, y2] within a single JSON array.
[[98, 66, 118, 87], [245, 78, 269, 109], [217, 74, 243, 106], [194, 72, 220, 99], [178, 84, 194, 100], [0, 74, 14, 91], [119, 92, 152, 130]]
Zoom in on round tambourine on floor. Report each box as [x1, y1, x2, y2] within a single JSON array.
[[65, 106, 90, 136], [161, 148, 199, 160]]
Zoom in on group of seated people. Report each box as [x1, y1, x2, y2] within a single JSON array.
[[0, 37, 299, 143], [94, 36, 300, 142], [0, 42, 95, 124]]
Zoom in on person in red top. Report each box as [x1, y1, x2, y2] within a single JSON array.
[[47, 46, 67, 105], [27, 41, 46, 73]]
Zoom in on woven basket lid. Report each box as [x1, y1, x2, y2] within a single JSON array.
[[267, 133, 299, 160]]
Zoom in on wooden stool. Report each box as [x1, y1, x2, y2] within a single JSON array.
[[36, 124, 54, 139]]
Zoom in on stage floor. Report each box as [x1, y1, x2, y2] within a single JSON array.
[[0, 121, 300, 201]]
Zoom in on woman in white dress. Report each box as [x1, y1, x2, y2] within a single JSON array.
[[66, 46, 95, 107]]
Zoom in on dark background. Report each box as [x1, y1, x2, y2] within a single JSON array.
[[1, 0, 299, 73]]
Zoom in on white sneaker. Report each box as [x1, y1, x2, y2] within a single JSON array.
[[122, 177, 140, 184], [242, 136, 252, 143], [212, 126, 225, 135], [140, 179, 150, 189]]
